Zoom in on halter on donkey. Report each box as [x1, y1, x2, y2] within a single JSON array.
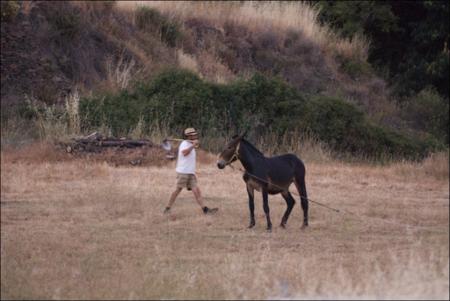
[[217, 134, 308, 231]]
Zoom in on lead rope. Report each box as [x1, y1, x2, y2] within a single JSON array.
[[227, 154, 447, 234], [227, 144, 341, 213], [233, 165, 341, 213]]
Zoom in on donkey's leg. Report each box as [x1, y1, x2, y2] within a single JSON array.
[[246, 184, 256, 228], [299, 179, 308, 227], [262, 189, 272, 231], [294, 170, 309, 227], [280, 191, 296, 228]]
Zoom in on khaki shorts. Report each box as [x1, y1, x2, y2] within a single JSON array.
[[176, 173, 197, 190]]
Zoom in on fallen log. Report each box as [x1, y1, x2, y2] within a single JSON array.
[[97, 140, 153, 147], [60, 132, 177, 165]]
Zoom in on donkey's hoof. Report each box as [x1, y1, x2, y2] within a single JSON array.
[[248, 223, 255, 229], [301, 224, 308, 230], [280, 223, 286, 229]]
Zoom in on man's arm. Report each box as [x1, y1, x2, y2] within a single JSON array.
[[182, 144, 195, 156], [181, 140, 198, 156]]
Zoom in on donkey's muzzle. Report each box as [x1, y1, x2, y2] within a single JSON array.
[[217, 160, 226, 169]]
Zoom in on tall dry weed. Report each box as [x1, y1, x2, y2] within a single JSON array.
[[146, 120, 172, 145], [176, 49, 199, 74], [64, 89, 80, 135], [118, 1, 369, 61], [1, 142, 73, 164], [196, 50, 235, 84], [421, 152, 449, 181], [25, 96, 69, 142], [105, 53, 138, 91], [129, 116, 146, 139], [253, 130, 332, 163], [390, 151, 449, 181]]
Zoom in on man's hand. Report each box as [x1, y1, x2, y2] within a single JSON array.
[[192, 139, 199, 148]]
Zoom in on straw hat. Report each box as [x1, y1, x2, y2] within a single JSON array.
[[184, 127, 198, 137]]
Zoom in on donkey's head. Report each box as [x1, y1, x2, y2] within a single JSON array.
[[217, 134, 245, 169]]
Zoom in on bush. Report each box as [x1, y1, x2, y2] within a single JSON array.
[[47, 5, 81, 40], [303, 96, 437, 159], [1, 1, 20, 22], [339, 56, 373, 80], [135, 6, 181, 47], [403, 88, 449, 145], [161, 21, 181, 47], [80, 68, 437, 160], [135, 6, 161, 31]]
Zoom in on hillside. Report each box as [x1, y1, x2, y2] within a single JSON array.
[[1, 1, 447, 158], [1, 1, 175, 104], [1, 2, 390, 115]]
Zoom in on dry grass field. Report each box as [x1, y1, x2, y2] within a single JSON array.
[[1, 145, 448, 299]]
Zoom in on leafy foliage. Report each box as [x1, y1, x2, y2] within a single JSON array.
[[317, 0, 449, 147], [135, 6, 181, 47], [402, 88, 449, 144], [317, 1, 449, 98], [1, 0, 20, 22], [47, 5, 81, 40], [338, 55, 373, 80], [303, 96, 436, 159], [80, 69, 438, 160]]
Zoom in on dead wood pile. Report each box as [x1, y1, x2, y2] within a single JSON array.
[[64, 132, 155, 153], [61, 132, 176, 166]]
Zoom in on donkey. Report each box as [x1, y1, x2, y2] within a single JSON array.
[[217, 134, 308, 231]]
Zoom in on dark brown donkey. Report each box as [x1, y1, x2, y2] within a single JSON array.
[[217, 134, 308, 231]]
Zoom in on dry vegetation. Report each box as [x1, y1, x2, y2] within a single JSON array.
[[118, 1, 369, 61], [1, 2, 448, 299], [2, 1, 394, 127], [1, 145, 448, 299], [112, 1, 393, 123]]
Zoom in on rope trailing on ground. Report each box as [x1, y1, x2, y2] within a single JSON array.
[[229, 164, 447, 234]]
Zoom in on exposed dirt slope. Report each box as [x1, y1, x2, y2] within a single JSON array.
[[1, 1, 394, 124]]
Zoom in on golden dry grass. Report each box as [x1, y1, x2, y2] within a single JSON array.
[[1, 146, 448, 299], [117, 1, 369, 61]]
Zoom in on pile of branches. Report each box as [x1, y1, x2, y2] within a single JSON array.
[[64, 132, 155, 154], [58, 132, 176, 166]]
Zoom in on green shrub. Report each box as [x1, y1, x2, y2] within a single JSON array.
[[135, 6, 161, 31], [161, 21, 181, 47], [48, 7, 80, 40], [1, 1, 20, 22], [303, 95, 435, 159], [403, 88, 449, 144], [80, 68, 437, 160], [339, 56, 373, 79], [135, 6, 181, 47]]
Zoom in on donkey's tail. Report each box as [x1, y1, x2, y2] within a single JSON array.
[[294, 159, 308, 226]]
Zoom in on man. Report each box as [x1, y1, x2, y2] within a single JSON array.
[[164, 127, 218, 215]]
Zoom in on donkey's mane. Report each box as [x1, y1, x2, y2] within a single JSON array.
[[241, 138, 265, 158]]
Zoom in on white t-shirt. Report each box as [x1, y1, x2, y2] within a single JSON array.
[[176, 140, 196, 174]]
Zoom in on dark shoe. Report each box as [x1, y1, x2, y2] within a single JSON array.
[[163, 207, 171, 214], [203, 207, 218, 214]]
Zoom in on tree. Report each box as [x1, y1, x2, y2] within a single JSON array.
[[317, 0, 449, 98]]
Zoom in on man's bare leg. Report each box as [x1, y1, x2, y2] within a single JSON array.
[[193, 186, 218, 214], [192, 186, 205, 208], [165, 187, 182, 213]]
